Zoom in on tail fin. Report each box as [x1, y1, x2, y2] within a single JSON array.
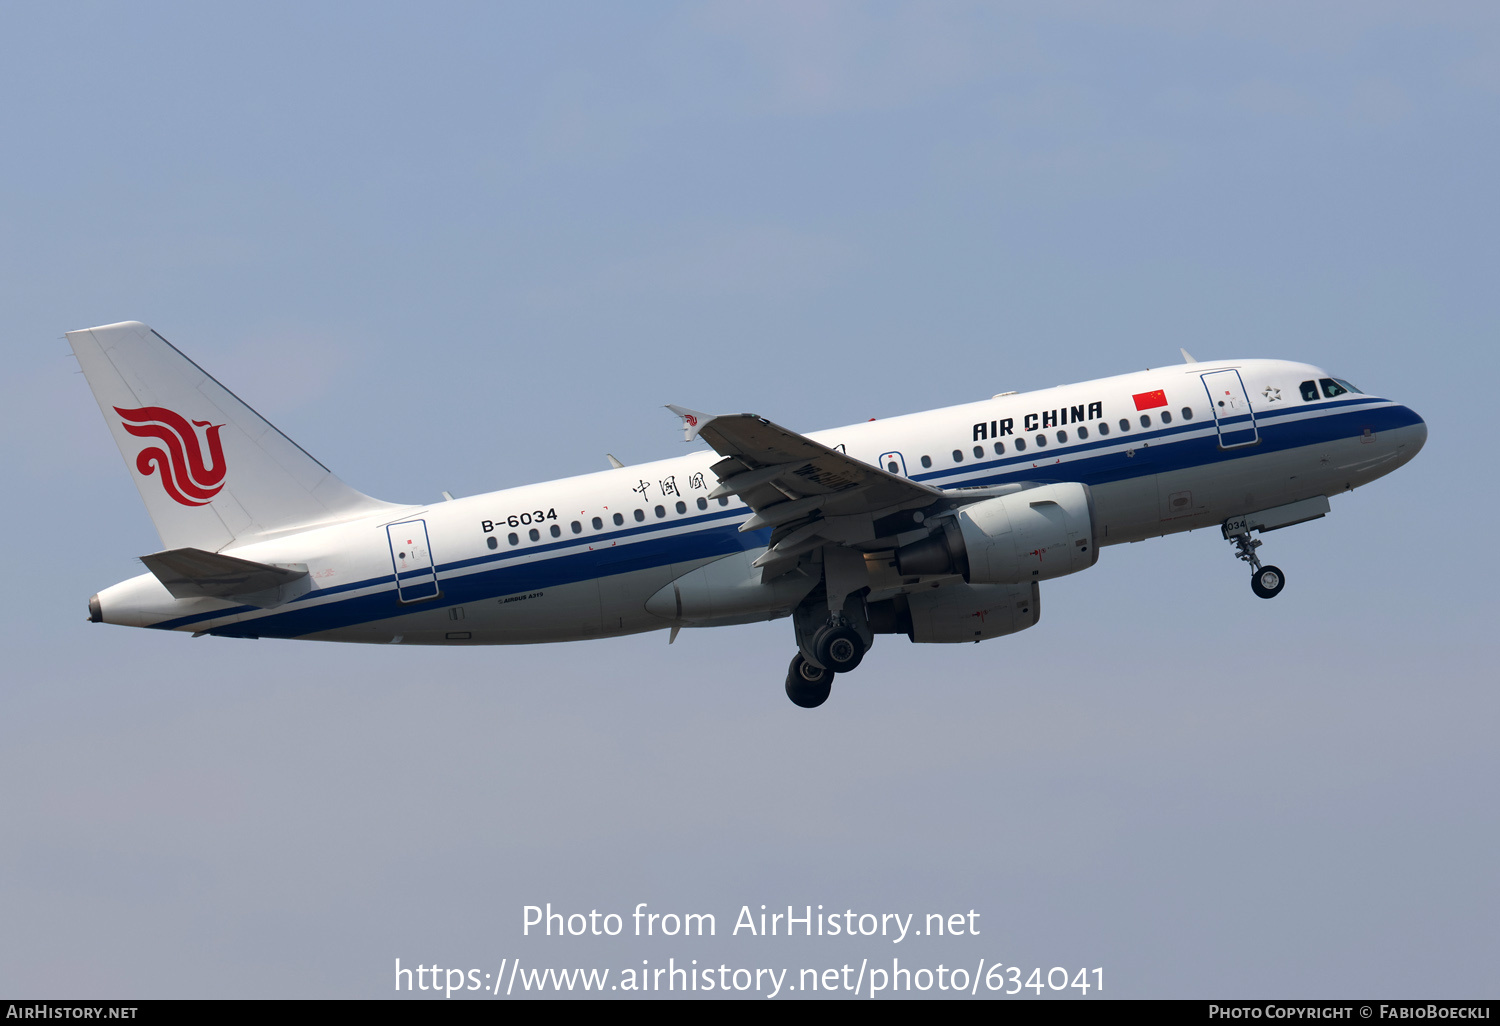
[[67, 321, 401, 552]]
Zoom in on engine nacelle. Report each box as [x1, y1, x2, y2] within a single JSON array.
[[895, 482, 1098, 584], [868, 581, 1040, 643]]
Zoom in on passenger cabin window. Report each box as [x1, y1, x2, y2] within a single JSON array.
[[952, 449, 963, 463], [1098, 422, 1109, 436], [973, 446, 983, 459], [570, 521, 582, 534], [634, 509, 645, 522], [655, 505, 665, 518], [1161, 410, 1172, 424], [1119, 419, 1130, 432], [696, 497, 707, 510], [508, 532, 519, 546], [486, 536, 498, 550], [675, 500, 686, 514], [592, 517, 603, 530], [1300, 380, 1319, 401], [1035, 434, 1047, 448], [1181, 406, 1193, 420], [528, 528, 540, 542], [613, 513, 624, 526], [1056, 430, 1067, 443], [920, 455, 932, 468], [887, 461, 899, 473], [993, 441, 1005, 455], [1140, 414, 1152, 428], [1015, 437, 1026, 451], [1077, 426, 1089, 439], [717, 496, 729, 506], [550, 524, 561, 538]]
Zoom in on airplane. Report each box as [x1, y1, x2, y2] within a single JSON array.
[[68, 321, 1426, 708]]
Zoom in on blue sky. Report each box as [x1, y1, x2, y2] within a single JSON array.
[[2, 2, 1496, 998]]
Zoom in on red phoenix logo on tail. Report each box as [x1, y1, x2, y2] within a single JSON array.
[[114, 406, 227, 506]]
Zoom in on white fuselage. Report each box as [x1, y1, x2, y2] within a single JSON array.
[[94, 359, 1426, 644]]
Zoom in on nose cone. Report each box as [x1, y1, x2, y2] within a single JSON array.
[[1388, 405, 1426, 470], [1408, 409, 1428, 456]]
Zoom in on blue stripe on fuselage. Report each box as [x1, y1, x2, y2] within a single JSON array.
[[196, 517, 767, 639], [156, 399, 1419, 638]]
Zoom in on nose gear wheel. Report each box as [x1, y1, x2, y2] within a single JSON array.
[[1251, 565, 1285, 599], [1228, 528, 1287, 599]]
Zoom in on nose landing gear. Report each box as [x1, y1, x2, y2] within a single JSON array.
[[1221, 498, 1331, 600], [1229, 529, 1285, 599]]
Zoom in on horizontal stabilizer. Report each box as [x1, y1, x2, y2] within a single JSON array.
[[140, 547, 308, 604]]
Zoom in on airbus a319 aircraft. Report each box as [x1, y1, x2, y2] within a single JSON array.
[[69, 321, 1425, 708]]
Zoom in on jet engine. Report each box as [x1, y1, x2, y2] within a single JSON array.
[[894, 481, 1098, 585]]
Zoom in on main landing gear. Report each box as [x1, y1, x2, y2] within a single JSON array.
[[814, 622, 865, 673], [785, 654, 833, 709], [1228, 529, 1286, 599], [784, 605, 874, 708]]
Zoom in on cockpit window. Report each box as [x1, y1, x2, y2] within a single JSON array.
[[1333, 377, 1363, 394], [1320, 378, 1348, 399], [1300, 380, 1319, 401]]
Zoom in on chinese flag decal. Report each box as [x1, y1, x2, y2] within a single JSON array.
[[1132, 389, 1168, 411]]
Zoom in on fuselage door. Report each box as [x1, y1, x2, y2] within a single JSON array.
[[1201, 370, 1259, 449], [878, 451, 908, 477], [387, 519, 440, 603]]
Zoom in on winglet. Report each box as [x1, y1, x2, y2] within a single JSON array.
[[665, 405, 714, 442], [1180, 348, 1199, 364]]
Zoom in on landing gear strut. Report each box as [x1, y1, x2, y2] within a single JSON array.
[[1229, 529, 1286, 599], [785, 654, 833, 708], [784, 595, 874, 707]]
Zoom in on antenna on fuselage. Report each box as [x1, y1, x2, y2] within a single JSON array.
[[1180, 348, 1199, 363], [606, 454, 624, 469]]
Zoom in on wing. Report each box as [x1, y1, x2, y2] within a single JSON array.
[[667, 406, 947, 580]]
